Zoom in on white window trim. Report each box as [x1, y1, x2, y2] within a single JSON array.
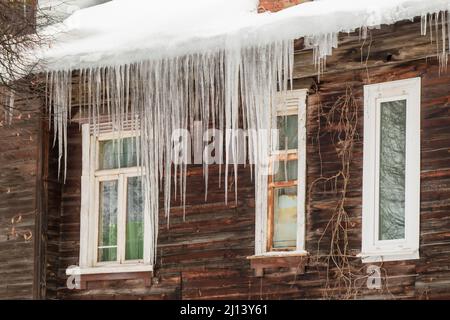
[[360, 78, 421, 263], [254, 89, 308, 257], [68, 124, 152, 276]]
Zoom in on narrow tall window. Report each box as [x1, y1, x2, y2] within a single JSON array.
[[94, 135, 144, 264], [362, 78, 421, 263], [256, 89, 307, 255], [268, 112, 299, 251]]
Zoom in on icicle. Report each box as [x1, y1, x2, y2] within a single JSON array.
[[421, 14, 428, 36], [360, 26, 368, 40], [420, 11, 450, 73], [0, 88, 13, 125], [440, 11, 448, 73], [304, 32, 339, 78], [448, 10, 450, 54], [431, 12, 435, 44], [7, 90, 14, 125], [47, 70, 72, 181]]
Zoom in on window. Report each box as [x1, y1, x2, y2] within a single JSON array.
[[95, 135, 143, 264], [361, 78, 421, 263], [256, 89, 307, 256], [68, 124, 152, 276]]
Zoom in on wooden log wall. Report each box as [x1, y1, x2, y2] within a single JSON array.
[[40, 125, 63, 299], [34, 17, 450, 299], [0, 92, 41, 299]]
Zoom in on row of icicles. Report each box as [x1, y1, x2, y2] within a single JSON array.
[[46, 40, 294, 262]]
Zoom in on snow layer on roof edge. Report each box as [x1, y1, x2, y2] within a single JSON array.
[[40, 0, 450, 71]]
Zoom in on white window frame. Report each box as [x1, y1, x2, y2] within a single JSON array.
[[361, 78, 421, 263], [67, 124, 152, 276], [255, 89, 308, 257]]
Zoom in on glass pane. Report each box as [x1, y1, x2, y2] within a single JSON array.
[[277, 115, 298, 150], [273, 186, 297, 249], [126, 176, 144, 260], [98, 180, 118, 262], [99, 137, 138, 170], [379, 100, 406, 241], [274, 160, 298, 182]]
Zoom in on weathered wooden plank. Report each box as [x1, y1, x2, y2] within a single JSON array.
[[0, 93, 41, 300]]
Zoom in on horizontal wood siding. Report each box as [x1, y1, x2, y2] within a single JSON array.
[[42, 125, 63, 299], [0, 94, 41, 299]]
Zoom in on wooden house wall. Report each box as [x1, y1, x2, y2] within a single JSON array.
[[0, 93, 41, 299], [44, 18, 450, 300], [39, 125, 63, 300]]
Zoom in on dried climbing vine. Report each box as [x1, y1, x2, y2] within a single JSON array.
[[308, 84, 393, 299]]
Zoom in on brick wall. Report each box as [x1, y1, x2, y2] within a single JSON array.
[[258, 0, 311, 13]]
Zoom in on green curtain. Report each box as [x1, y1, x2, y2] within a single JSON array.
[[125, 176, 144, 260]]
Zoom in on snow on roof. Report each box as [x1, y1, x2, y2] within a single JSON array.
[[40, 0, 450, 71], [39, 0, 112, 20]]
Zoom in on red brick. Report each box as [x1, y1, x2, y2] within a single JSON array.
[[258, 0, 311, 13]]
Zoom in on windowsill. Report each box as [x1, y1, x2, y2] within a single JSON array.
[[247, 251, 309, 277], [66, 263, 153, 290], [357, 249, 419, 263], [247, 250, 309, 260], [66, 263, 153, 276]]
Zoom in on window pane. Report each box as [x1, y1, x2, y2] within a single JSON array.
[[99, 137, 138, 170], [274, 160, 298, 182], [379, 100, 406, 241], [272, 186, 297, 249], [277, 115, 298, 150], [126, 176, 144, 260], [98, 180, 118, 262]]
